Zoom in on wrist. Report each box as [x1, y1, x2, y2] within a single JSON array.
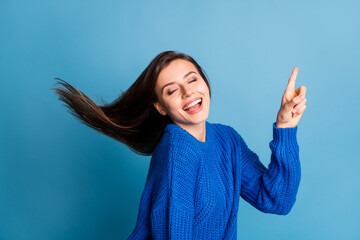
[[276, 122, 296, 128]]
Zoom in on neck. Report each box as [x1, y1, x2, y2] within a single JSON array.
[[178, 122, 206, 142]]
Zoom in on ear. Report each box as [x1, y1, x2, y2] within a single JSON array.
[[153, 102, 167, 116]]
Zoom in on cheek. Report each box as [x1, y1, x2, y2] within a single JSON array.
[[164, 97, 182, 111], [200, 83, 210, 96], [198, 80, 209, 91]]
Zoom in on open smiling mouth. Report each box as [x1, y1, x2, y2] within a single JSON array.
[[183, 98, 203, 113]]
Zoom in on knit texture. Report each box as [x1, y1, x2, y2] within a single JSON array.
[[127, 121, 301, 239]]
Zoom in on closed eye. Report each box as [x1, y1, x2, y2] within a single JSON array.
[[167, 78, 196, 95], [168, 89, 177, 95]]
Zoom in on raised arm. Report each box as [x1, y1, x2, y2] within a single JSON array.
[[233, 123, 301, 215]]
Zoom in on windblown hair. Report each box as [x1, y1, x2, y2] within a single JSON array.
[[51, 50, 211, 156]]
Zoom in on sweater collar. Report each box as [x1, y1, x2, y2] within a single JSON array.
[[164, 121, 214, 149]]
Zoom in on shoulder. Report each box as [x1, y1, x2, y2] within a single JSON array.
[[152, 124, 200, 168], [149, 125, 200, 195], [209, 122, 242, 144], [156, 124, 198, 152], [210, 122, 235, 134]]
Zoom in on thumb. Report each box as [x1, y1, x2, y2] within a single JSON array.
[[285, 95, 304, 111]]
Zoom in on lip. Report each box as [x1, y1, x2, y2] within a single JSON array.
[[182, 97, 203, 114], [186, 100, 203, 114], [182, 97, 202, 110]]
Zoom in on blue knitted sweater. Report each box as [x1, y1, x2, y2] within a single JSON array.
[[127, 121, 301, 239]]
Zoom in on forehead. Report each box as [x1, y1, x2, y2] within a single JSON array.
[[157, 59, 197, 85]]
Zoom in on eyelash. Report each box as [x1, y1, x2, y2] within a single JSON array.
[[167, 78, 197, 95]]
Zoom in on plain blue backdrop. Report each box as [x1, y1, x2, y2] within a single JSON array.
[[1, 0, 359, 239]]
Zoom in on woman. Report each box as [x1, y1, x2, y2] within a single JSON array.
[[52, 50, 307, 239]]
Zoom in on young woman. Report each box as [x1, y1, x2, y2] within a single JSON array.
[[52, 50, 307, 239]]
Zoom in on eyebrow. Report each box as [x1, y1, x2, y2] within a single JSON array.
[[161, 71, 197, 94]]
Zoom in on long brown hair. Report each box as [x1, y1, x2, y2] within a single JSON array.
[[51, 50, 211, 156]]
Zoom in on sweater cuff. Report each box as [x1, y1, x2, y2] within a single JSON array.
[[272, 122, 298, 148]]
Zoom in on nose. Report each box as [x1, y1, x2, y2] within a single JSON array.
[[181, 84, 194, 98]]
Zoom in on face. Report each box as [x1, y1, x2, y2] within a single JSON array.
[[153, 59, 210, 130]]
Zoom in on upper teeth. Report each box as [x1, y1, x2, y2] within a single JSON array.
[[184, 99, 201, 110]]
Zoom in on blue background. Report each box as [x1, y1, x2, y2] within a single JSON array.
[[1, 0, 359, 239]]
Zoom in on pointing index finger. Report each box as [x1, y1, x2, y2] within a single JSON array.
[[287, 67, 299, 90]]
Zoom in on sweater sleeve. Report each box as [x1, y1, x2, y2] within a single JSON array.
[[233, 122, 301, 215], [150, 139, 197, 239]]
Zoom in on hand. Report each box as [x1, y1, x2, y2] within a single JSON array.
[[276, 67, 307, 128]]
